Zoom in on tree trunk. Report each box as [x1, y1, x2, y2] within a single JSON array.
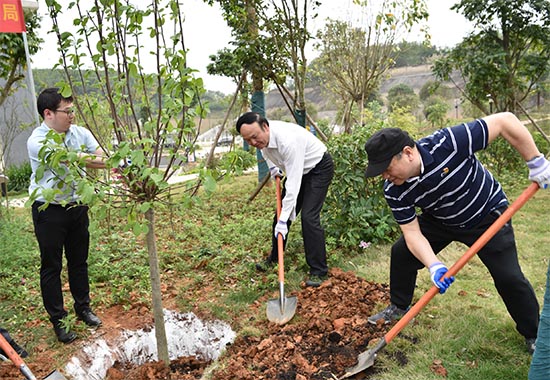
[[145, 208, 169, 365], [247, 0, 269, 182]]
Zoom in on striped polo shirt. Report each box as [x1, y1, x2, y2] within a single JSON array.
[[384, 119, 508, 229]]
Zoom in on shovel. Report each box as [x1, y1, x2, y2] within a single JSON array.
[[0, 333, 67, 380], [340, 182, 540, 379], [266, 176, 298, 325]]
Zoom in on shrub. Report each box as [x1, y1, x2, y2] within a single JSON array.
[[5, 162, 32, 194], [477, 131, 549, 190], [216, 148, 257, 176], [324, 122, 399, 250]]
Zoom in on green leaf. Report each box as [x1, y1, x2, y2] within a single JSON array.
[[203, 174, 217, 193], [139, 202, 151, 213]]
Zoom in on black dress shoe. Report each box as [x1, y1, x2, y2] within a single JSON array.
[[53, 325, 77, 344], [0, 339, 28, 358], [77, 309, 102, 327], [526, 337, 536, 355], [10, 340, 29, 358]]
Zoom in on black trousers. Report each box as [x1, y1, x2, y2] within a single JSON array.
[[31, 202, 91, 324], [269, 152, 334, 276], [389, 206, 540, 339]]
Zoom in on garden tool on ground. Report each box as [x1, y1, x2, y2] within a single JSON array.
[[266, 176, 298, 324], [340, 182, 540, 379], [0, 333, 67, 380]]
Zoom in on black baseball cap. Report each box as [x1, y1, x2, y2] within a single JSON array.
[[364, 128, 415, 177]]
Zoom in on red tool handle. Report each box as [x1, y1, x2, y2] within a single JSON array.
[[384, 182, 540, 343], [275, 176, 285, 283]]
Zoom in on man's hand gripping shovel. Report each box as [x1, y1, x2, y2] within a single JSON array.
[[266, 176, 298, 325], [340, 182, 540, 379]]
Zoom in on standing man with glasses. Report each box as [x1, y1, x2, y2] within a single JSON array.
[[27, 88, 106, 343]]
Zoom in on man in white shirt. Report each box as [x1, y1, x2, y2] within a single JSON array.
[[27, 88, 105, 344], [236, 112, 334, 287]]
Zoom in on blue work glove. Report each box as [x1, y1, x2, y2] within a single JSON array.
[[274, 220, 288, 240], [269, 166, 283, 179], [527, 155, 550, 189], [429, 262, 455, 294]]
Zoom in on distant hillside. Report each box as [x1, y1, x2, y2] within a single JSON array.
[[379, 65, 440, 94], [265, 65, 461, 120], [265, 85, 332, 113]]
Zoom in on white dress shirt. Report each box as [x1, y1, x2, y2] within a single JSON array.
[[260, 120, 327, 222], [27, 123, 100, 203]]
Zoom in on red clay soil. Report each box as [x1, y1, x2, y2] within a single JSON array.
[[210, 269, 392, 380], [0, 303, 152, 380], [0, 268, 401, 380]]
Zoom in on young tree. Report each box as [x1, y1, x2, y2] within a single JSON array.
[[258, 0, 319, 127], [44, 0, 215, 365], [432, 0, 550, 114], [205, 0, 271, 181], [387, 83, 419, 113], [314, 0, 429, 132]]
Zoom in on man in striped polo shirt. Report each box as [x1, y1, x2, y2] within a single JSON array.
[[364, 112, 550, 354]]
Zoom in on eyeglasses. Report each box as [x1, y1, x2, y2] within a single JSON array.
[[54, 108, 76, 115]]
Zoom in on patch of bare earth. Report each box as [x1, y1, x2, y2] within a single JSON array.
[[1, 268, 403, 380]]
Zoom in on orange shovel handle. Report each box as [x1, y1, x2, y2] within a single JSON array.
[[275, 176, 285, 282], [384, 182, 540, 343], [0, 333, 38, 380], [0, 333, 25, 368]]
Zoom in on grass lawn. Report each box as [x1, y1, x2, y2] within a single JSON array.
[[338, 180, 548, 380], [0, 173, 547, 379]]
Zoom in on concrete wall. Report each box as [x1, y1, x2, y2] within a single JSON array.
[[0, 81, 38, 171], [0, 0, 40, 172]]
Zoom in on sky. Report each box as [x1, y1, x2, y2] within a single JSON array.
[[30, 0, 472, 95]]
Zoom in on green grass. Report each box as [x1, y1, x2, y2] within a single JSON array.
[[343, 183, 549, 380], [0, 173, 547, 379]]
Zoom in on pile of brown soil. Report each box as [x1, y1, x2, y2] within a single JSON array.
[[0, 268, 400, 380]]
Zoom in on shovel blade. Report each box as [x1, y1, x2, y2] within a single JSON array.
[[339, 348, 377, 379], [43, 370, 68, 380], [266, 295, 298, 325], [340, 338, 388, 379]]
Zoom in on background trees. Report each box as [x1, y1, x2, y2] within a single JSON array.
[[313, 0, 429, 132], [432, 0, 550, 114], [0, 8, 42, 171], [387, 83, 419, 113], [257, 0, 319, 127]]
